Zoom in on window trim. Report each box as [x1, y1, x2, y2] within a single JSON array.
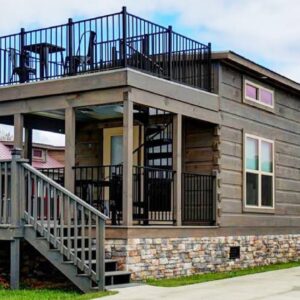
[[244, 79, 274, 109], [243, 133, 275, 211]]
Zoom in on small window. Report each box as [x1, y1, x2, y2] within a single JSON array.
[[33, 149, 43, 158], [245, 134, 274, 209], [244, 80, 274, 108]]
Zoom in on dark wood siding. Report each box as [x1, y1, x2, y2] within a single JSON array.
[[219, 63, 300, 228]]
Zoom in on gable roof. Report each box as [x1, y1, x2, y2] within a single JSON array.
[[212, 51, 300, 95]]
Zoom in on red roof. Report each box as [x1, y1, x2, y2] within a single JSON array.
[[0, 142, 12, 160], [0, 141, 64, 169], [33, 155, 64, 169]]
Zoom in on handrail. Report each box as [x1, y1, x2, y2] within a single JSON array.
[[20, 161, 107, 289], [22, 162, 108, 221]]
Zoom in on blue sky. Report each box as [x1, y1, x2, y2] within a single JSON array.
[[0, 0, 299, 145]]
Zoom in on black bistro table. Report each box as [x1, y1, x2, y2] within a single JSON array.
[[23, 43, 65, 80]]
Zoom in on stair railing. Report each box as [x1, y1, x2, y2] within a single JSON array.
[[10, 150, 107, 290], [0, 160, 12, 225]]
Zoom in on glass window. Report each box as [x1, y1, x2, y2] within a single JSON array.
[[260, 89, 273, 106], [246, 84, 258, 100], [246, 173, 258, 206], [246, 137, 258, 170], [261, 175, 273, 207], [261, 141, 273, 172], [245, 135, 274, 209], [111, 136, 123, 165], [245, 80, 274, 108]]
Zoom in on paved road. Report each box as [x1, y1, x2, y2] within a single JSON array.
[[106, 267, 300, 300]]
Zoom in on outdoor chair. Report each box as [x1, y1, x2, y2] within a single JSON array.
[[8, 48, 36, 82], [65, 31, 96, 74]]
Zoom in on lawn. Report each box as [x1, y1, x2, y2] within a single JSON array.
[[146, 260, 300, 287], [0, 288, 117, 300]]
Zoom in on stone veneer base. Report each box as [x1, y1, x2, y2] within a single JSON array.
[[105, 234, 300, 280]]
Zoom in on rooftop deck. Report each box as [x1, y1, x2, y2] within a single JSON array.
[[0, 7, 211, 91]]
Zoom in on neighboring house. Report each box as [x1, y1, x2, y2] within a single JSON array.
[[0, 7, 300, 292], [0, 141, 64, 169]]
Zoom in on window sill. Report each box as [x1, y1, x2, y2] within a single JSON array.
[[243, 98, 275, 113], [243, 206, 275, 214]]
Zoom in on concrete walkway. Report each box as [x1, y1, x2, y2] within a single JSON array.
[[106, 267, 300, 300]]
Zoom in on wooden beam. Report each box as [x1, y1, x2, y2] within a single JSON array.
[[24, 128, 33, 164], [64, 108, 76, 193], [122, 93, 133, 226], [13, 114, 23, 154], [173, 114, 182, 226], [10, 239, 20, 289]]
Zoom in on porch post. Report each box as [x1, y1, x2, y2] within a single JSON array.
[[24, 127, 33, 164], [123, 92, 133, 226], [173, 114, 182, 226], [10, 239, 20, 289], [14, 114, 23, 153], [65, 107, 76, 193]]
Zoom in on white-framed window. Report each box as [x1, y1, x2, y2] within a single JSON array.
[[244, 80, 274, 108], [244, 134, 274, 209]]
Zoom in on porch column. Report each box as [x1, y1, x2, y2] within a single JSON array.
[[24, 127, 33, 164], [14, 114, 24, 154], [10, 239, 20, 289], [122, 93, 133, 226], [173, 114, 182, 226], [65, 107, 76, 193]]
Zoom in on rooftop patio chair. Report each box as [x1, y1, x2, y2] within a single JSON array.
[[65, 31, 96, 74], [8, 48, 36, 82]]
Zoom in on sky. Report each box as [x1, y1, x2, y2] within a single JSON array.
[[0, 0, 299, 146]]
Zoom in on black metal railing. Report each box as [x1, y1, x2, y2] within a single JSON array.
[[0, 7, 211, 91], [39, 167, 65, 186], [182, 173, 216, 225], [133, 166, 175, 224], [73, 165, 123, 225]]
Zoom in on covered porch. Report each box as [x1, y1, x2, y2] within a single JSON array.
[[0, 68, 220, 228]]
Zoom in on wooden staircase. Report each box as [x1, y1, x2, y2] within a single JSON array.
[[0, 156, 131, 292]]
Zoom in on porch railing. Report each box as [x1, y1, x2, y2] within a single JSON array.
[[0, 7, 211, 91], [133, 166, 175, 224], [39, 167, 65, 186], [0, 154, 107, 289], [0, 160, 11, 225], [73, 165, 123, 225], [182, 173, 216, 225]]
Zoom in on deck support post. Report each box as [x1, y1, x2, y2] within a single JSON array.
[[65, 107, 76, 193], [24, 127, 33, 164], [10, 239, 20, 289], [14, 113, 24, 154], [173, 114, 182, 226], [123, 92, 133, 226]]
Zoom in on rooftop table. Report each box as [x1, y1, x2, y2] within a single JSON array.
[[23, 43, 65, 80]]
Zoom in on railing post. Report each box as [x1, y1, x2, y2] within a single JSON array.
[[168, 25, 173, 80], [212, 169, 220, 225], [207, 42, 212, 92], [122, 6, 127, 67], [11, 148, 22, 227], [68, 18, 74, 75], [19, 28, 26, 83], [96, 217, 105, 290]]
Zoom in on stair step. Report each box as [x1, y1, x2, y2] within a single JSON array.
[[146, 138, 172, 147], [105, 270, 131, 286], [146, 152, 173, 160]]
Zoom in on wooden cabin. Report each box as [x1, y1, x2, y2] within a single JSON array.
[[0, 7, 300, 293]]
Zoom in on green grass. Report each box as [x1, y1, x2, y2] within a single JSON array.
[[0, 288, 117, 300], [146, 260, 300, 287]]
